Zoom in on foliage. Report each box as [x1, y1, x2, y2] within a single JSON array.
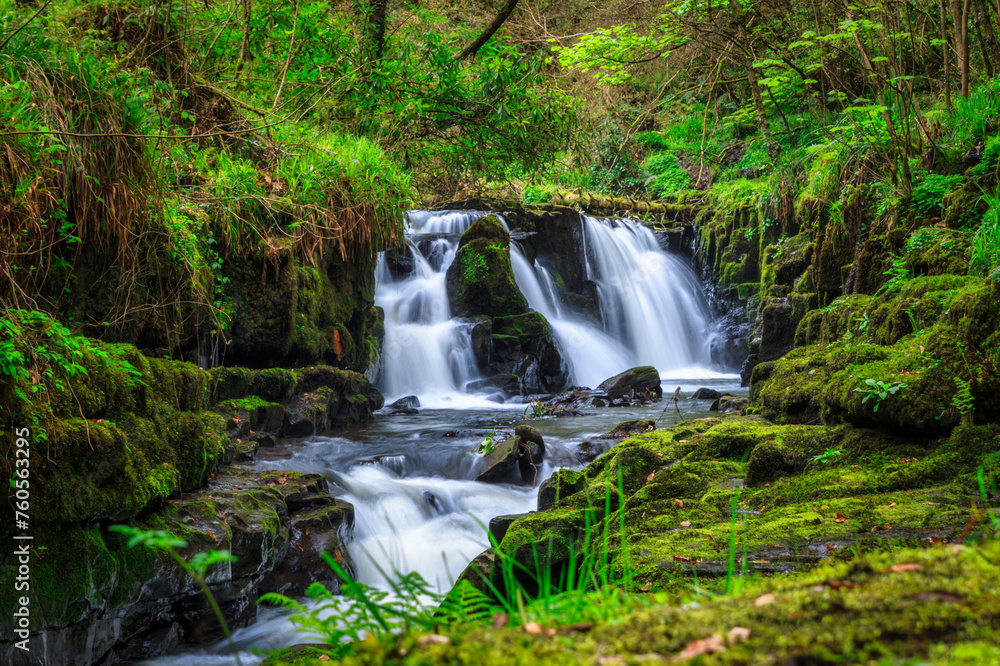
[[477, 425, 500, 454], [910, 174, 963, 214], [971, 193, 1000, 280], [644, 152, 692, 200], [811, 448, 844, 464], [853, 379, 907, 413]]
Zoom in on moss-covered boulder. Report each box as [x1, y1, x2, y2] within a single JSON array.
[[597, 366, 663, 402], [751, 277, 1000, 434], [489, 312, 569, 394], [445, 216, 528, 319]]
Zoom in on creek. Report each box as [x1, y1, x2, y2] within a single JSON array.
[[146, 210, 741, 664]]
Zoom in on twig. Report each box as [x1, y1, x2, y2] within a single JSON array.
[[272, 0, 300, 110]]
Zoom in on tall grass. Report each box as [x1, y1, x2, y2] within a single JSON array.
[[971, 193, 1000, 280]]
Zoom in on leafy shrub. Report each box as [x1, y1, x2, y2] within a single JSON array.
[[971, 193, 1000, 280], [644, 152, 692, 199], [911, 174, 963, 214]]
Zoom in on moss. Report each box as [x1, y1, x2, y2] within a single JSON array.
[[446, 216, 529, 318], [904, 226, 971, 276]]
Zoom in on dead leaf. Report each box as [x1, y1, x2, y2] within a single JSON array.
[[565, 623, 594, 633], [680, 520, 691, 527], [888, 502, 897, 508], [678, 634, 726, 659], [673, 499, 684, 508], [750, 559, 772, 564], [754, 593, 776, 607], [597, 657, 625, 665], [825, 579, 859, 590], [491, 613, 508, 629], [825, 544, 840, 551], [416, 634, 451, 647], [885, 563, 923, 573], [673, 555, 696, 562], [523, 622, 544, 635], [646, 472, 656, 483], [835, 512, 847, 523], [926, 536, 944, 545], [727, 627, 751, 644], [318, 655, 331, 661]]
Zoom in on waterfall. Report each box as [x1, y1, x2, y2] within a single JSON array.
[[510, 246, 634, 388], [375, 210, 508, 408], [581, 215, 716, 378]]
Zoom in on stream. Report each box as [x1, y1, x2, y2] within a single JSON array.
[[145, 209, 741, 664]]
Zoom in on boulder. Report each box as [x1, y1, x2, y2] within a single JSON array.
[[599, 419, 656, 440], [537, 469, 588, 511], [489, 512, 533, 544], [692, 388, 728, 400], [597, 366, 663, 402], [389, 395, 420, 410], [469, 318, 492, 371], [467, 374, 521, 396], [446, 216, 529, 318], [711, 395, 749, 413], [473, 435, 521, 483]]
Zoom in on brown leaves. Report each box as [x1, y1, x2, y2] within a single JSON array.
[[673, 555, 698, 562], [753, 593, 776, 607], [680, 520, 691, 527], [824, 579, 859, 590], [677, 634, 726, 659], [835, 512, 847, 523], [522, 622, 555, 636], [884, 563, 923, 573], [673, 499, 684, 508]]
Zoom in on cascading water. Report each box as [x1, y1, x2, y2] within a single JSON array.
[[509, 246, 633, 388], [375, 210, 505, 407], [581, 215, 716, 378]]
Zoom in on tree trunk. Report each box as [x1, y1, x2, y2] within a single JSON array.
[[369, 0, 388, 61], [950, 0, 972, 98]]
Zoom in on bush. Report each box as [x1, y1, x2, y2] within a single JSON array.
[[644, 152, 692, 200], [911, 174, 963, 214]]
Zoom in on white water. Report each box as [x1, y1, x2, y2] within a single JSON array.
[[375, 210, 511, 408], [582, 215, 714, 376], [510, 246, 633, 388]]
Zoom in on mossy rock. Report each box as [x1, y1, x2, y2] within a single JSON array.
[[904, 227, 971, 277], [445, 215, 529, 318]]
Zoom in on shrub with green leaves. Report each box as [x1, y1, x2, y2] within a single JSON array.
[[644, 152, 692, 200], [910, 174, 963, 215], [971, 193, 1000, 280]]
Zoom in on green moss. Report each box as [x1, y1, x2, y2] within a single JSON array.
[[446, 216, 529, 318]]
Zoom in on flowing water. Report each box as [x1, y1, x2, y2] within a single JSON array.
[[144, 209, 742, 665]]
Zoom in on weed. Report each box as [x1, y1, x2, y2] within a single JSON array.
[[811, 448, 844, 464], [854, 379, 907, 412]]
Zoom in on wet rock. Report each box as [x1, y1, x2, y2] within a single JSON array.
[[515, 426, 546, 485], [692, 388, 728, 400], [711, 395, 749, 413], [247, 431, 277, 448], [389, 395, 421, 410], [575, 440, 610, 464], [489, 512, 533, 544], [262, 498, 354, 597], [446, 216, 529, 318], [467, 373, 521, 396], [233, 439, 259, 461], [470, 317, 493, 371], [597, 366, 662, 403], [543, 387, 605, 414], [384, 246, 414, 279], [491, 312, 570, 394], [599, 419, 656, 440], [537, 469, 588, 511], [474, 435, 521, 483]]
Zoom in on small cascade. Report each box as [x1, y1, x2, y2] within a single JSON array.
[[510, 246, 634, 388], [375, 210, 504, 407], [582, 215, 715, 377]]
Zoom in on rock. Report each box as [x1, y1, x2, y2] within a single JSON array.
[[389, 395, 420, 410], [692, 388, 728, 400], [467, 373, 521, 396], [575, 440, 610, 463], [537, 469, 588, 511], [262, 498, 354, 597], [489, 513, 532, 544], [599, 419, 656, 440], [445, 216, 529, 318], [597, 366, 662, 403], [247, 431, 277, 448], [711, 395, 749, 413], [470, 318, 493, 371], [492, 312, 570, 394], [474, 435, 521, 483], [233, 439, 259, 461], [515, 426, 546, 485]]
